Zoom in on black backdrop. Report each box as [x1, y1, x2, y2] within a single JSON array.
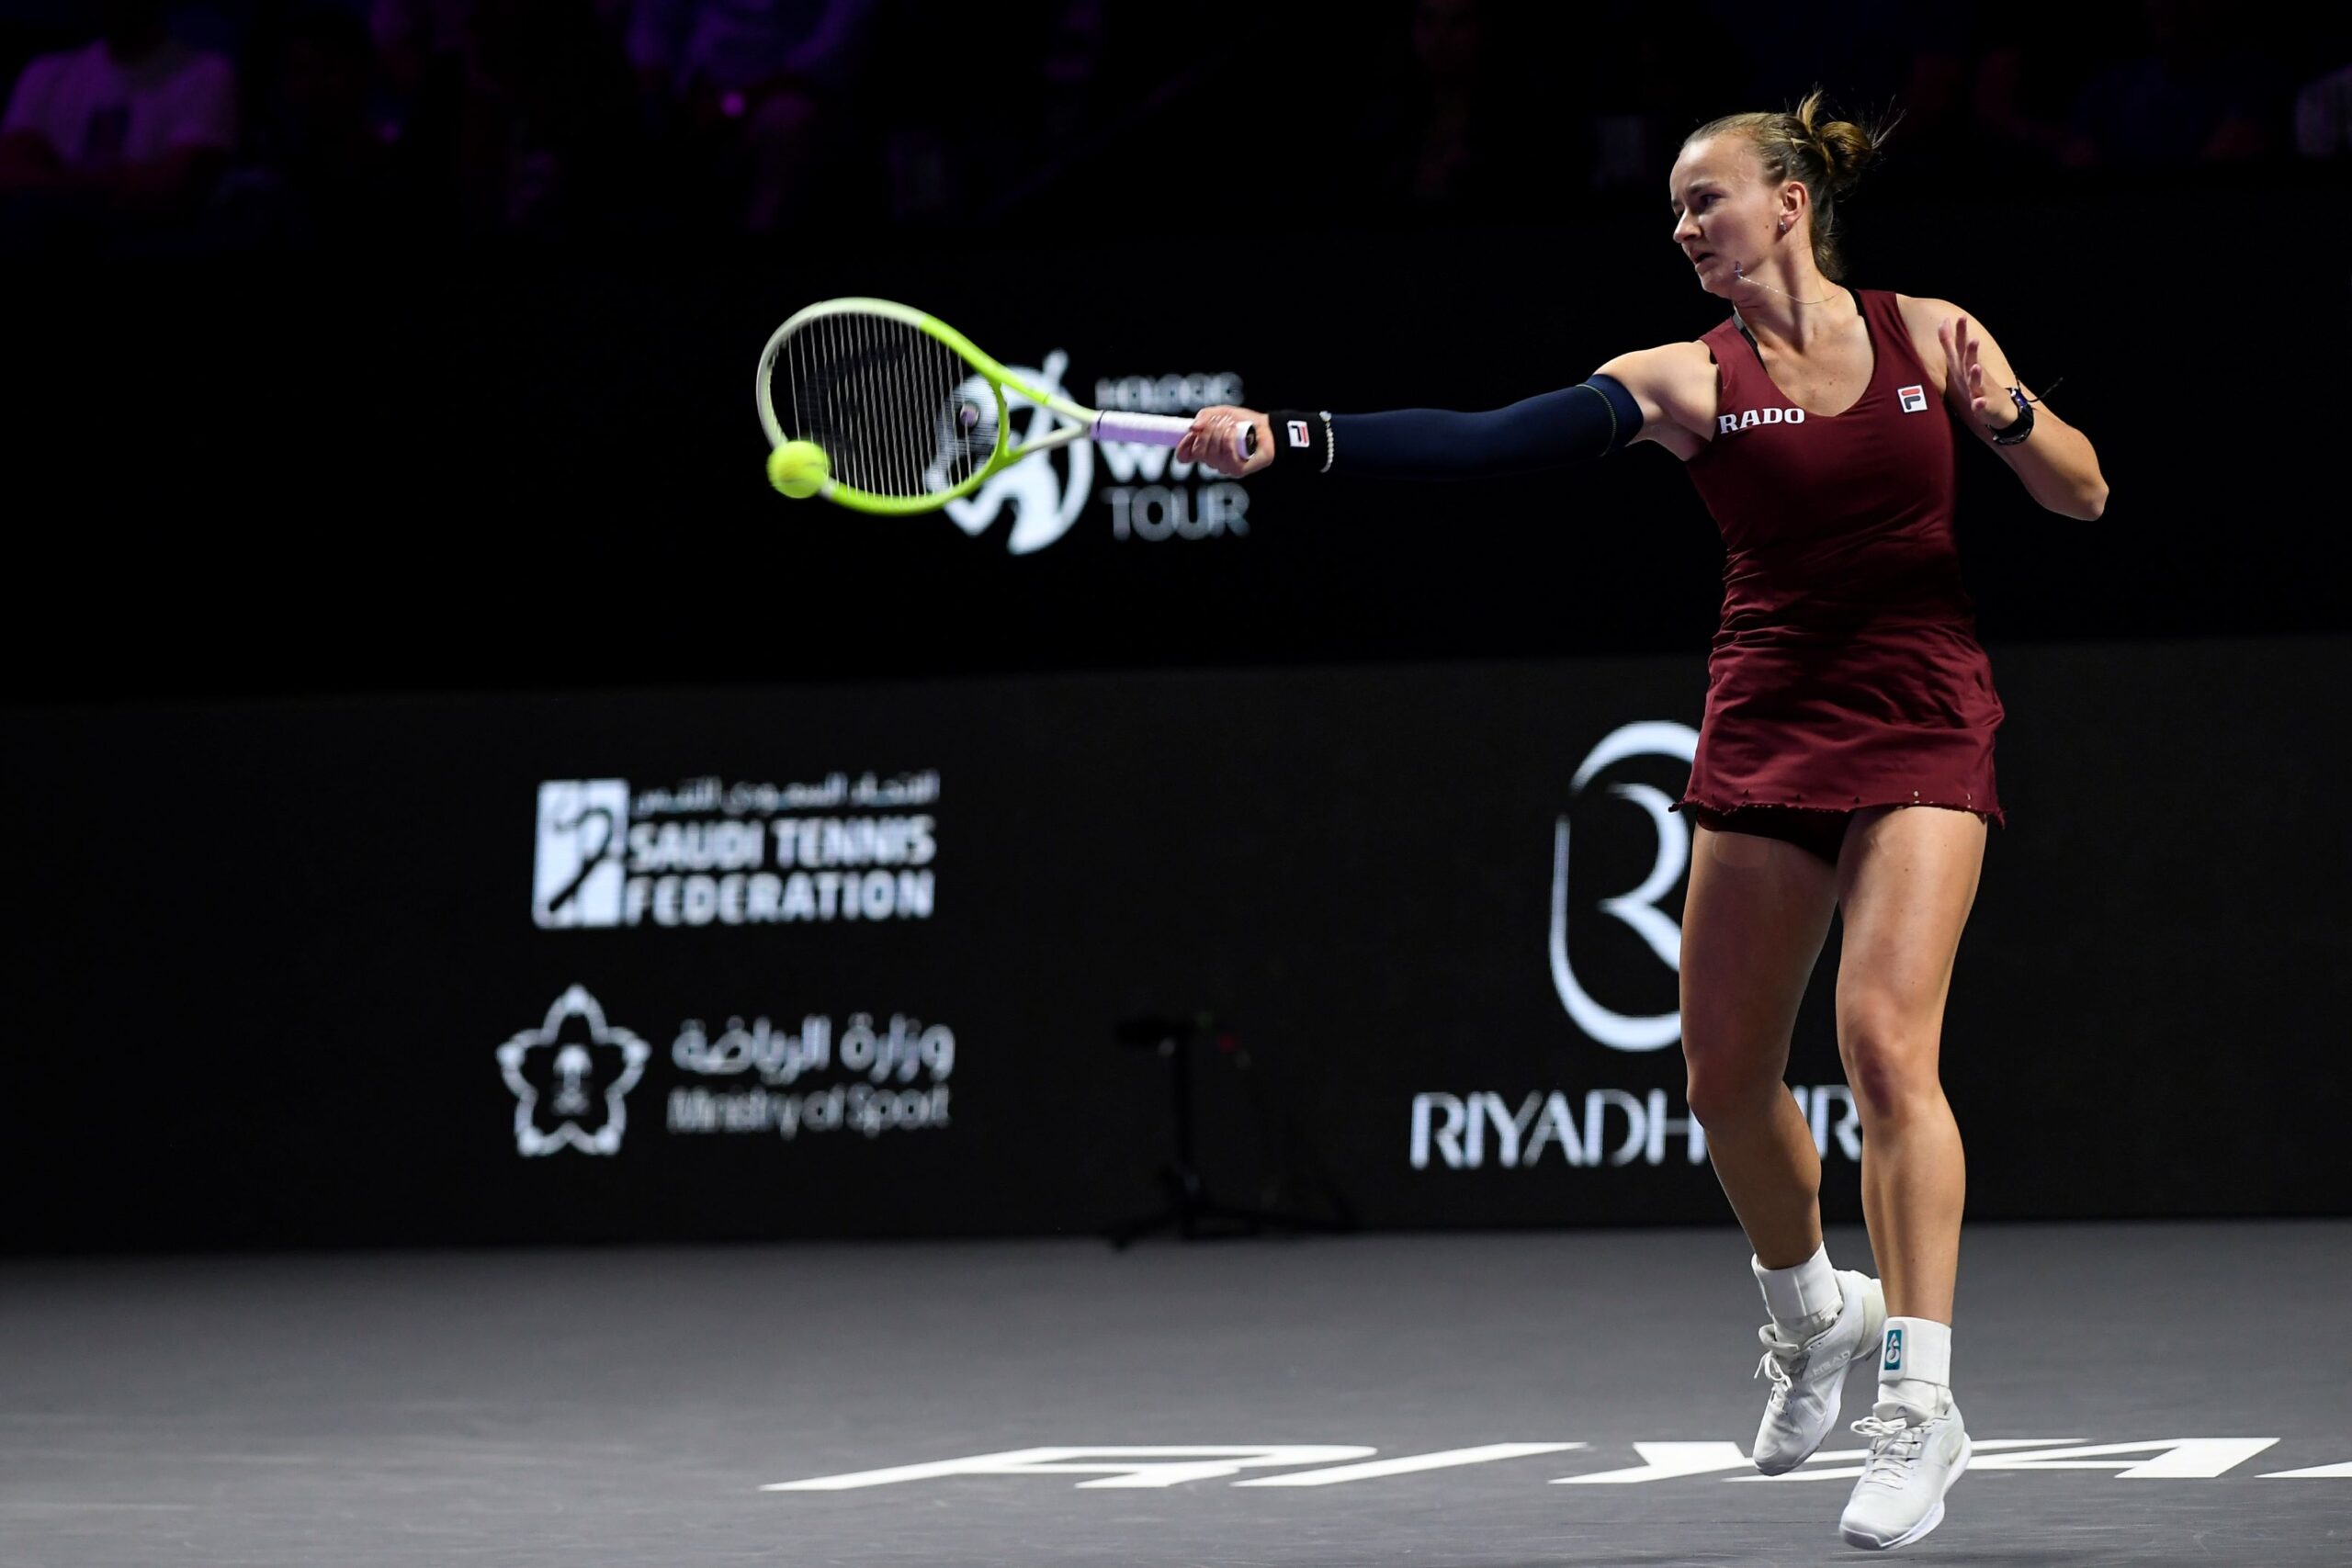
[[8, 168, 2350, 1252], [4, 634, 2345, 1252], [7, 175, 2346, 705]]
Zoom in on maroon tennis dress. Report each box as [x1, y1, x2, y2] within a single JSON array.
[[1677, 287, 2003, 859]]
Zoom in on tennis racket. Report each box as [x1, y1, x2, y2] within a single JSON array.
[[754, 296, 1254, 514]]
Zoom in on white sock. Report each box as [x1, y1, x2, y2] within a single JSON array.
[[1878, 1316, 1953, 1418], [1753, 1243, 1842, 1336]]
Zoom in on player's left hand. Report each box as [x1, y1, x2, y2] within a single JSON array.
[[1939, 314, 2015, 432]]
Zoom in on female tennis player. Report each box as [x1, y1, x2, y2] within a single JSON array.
[[1180, 92, 2107, 1551]]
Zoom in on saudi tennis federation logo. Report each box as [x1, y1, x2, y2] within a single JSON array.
[[496, 986, 650, 1156], [535, 781, 628, 928]]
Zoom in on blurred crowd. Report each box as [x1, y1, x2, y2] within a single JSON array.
[[3, 0, 2347, 254]]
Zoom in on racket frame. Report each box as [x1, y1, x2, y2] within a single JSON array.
[[755, 297, 1203, 514]]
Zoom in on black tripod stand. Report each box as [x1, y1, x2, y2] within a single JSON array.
[[1104, 1012, 1355, 1248]]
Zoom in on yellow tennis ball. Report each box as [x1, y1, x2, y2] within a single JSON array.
[[767, 440, 829, 499]]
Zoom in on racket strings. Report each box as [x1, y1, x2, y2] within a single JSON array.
[[775, 313, 998, 499]]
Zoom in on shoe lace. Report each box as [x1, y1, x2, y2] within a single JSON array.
[[1851, 1413, 1928, 1490], [1752, 1324, 1807, 1409]]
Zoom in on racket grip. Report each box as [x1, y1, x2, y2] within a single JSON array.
[[1091, 412, 1261, 459], [1091, 412, 1193, 446]]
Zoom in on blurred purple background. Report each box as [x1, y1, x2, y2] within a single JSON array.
[[5, 0, 2346, 252]]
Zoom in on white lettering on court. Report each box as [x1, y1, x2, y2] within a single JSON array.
[[764, 1447, 1374, 1491]]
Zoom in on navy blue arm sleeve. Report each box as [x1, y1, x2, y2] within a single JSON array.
[[1327, 375, 1643, 479]]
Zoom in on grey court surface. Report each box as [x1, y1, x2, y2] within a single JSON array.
[[3, 1222, 2346, 1567]]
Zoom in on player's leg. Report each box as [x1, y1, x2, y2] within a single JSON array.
[[1834, 804, 1984, 1326], [1830, 804, 1986, 1550], [1679, 819, 1882, 1472], [1679, 820, 1838, 1260]]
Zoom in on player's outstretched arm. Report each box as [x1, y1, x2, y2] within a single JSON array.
[[1177, 342, 1720, 480], [1178, 378, 1649, 482]]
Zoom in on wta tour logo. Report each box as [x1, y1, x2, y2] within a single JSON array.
[[1548, 720, 1701, 1052], [946, 352, 1091, 555], [496, 986, 650, 1156], [944, 355, 1251, 553]]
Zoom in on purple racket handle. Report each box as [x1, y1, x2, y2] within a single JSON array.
[[1091, 410, 1259, 458]]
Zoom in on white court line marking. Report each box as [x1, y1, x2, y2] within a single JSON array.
[[1972, 1438, 2279, 1478], [1555, 1442, 1752, 1483], [1733, 1439, 2086, 1481], [766, 1446, 1376, 1492], [1238, 1444, 1585, 1486]]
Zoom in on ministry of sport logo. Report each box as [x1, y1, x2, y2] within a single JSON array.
[[944, 355, 1251, 552], [495, 986, 650, 1156]]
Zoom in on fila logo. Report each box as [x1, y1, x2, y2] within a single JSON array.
[[1884, 1327, 1905, 1371], [1714, 407, 1807, 435], [1285, 419, 1311, 448], [1899, 384, 1929, 414]]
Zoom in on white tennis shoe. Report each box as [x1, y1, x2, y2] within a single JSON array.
[[1839, 1398, 1972, 1551], [1749, 1269, 1886, 1475]]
